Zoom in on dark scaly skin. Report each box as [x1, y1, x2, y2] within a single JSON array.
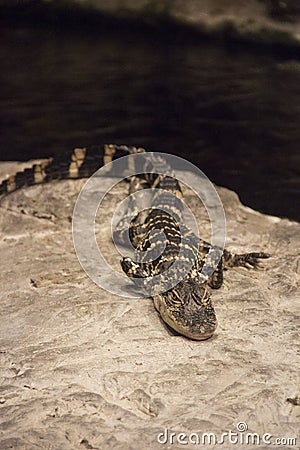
[[113, 146, 269, 340], [153, 280, 217, 340], [119, 208, 218, 340]]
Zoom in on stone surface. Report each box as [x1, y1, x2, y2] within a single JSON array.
[[0, 162, 299, 449]]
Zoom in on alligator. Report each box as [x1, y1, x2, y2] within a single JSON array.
[[0, 144, 269, 340]]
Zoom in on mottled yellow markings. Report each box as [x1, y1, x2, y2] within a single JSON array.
[[34, 159, 52, 183], [104, 144, 116, 165], [6, 175, 17, 192], [69, 148, 87, 178], [151, 174, 163, 189]]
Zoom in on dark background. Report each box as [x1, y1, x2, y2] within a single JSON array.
[[0, 15, 299, 221]]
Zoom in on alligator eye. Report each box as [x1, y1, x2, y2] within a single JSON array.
[[191, 288, 207, 306], [167, 289, 183, 307], [167, 296, 182, 307]]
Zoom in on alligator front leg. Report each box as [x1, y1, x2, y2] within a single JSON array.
[[223, 249, 270, 269]]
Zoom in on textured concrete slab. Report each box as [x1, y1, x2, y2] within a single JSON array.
[[0, 162, 299, 449]]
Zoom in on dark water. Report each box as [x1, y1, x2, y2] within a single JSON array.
[[0, 24, 299, 221]]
